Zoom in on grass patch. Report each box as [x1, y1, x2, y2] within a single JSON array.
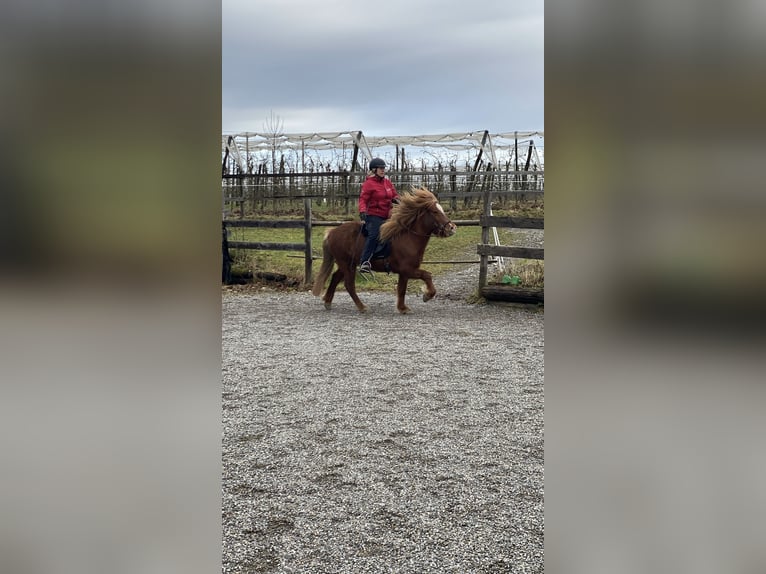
[[227, 224, 329, 281], [485, 227, 545, 288], [489, 259, 545, 288]]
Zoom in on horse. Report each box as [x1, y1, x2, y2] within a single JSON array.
[[311, 186, 457, 314]]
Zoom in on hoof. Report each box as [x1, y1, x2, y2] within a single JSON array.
[[422, 292, 435, 302], [324, 302, 332, 310], [358, 306, 369, 314], [398, 306, 412, 314]]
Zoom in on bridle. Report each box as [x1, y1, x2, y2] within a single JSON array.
[[406, 202, 454, 237]]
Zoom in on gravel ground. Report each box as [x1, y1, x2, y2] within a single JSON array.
[[222, 234, 544, 574]]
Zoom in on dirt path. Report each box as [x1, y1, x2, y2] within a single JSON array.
[[222, 265, 544, 573]]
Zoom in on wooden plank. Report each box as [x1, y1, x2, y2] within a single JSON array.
[[250, 190, 543, 201], [223, 220, 306, 228], [312, 220, 357, 227], [228, 241, 306, 251], [477, 244, 544, 260], [479, 215, 544, 229], [223, 171, 352, 179], [437, 190, 544, 199], [313, 219, 527, 228], [480, 285, 544, 304], [223, 169, 544, 179], [223, 218, 542, 235]]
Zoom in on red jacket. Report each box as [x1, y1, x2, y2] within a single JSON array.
[[359, 175, 399, 218]]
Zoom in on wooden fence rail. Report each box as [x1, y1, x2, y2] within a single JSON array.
[[477, 244, 544, 260]]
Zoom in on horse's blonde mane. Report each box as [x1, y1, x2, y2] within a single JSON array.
[[380, 186, 437, 241]]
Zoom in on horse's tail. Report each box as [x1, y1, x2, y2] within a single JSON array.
[[311, 229, 336, 297]]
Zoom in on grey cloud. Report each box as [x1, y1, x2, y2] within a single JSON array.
[[223, 0, 544, 132]]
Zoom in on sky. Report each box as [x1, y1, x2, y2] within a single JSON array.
[[222, 0, 544, 137]]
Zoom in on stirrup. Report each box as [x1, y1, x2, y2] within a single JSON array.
[[358, 261, 375, 279]]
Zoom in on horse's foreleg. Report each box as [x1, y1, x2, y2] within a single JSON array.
[[342, 266, 368, 313], [323, 269, 344, 310], [396, 275, 411, 314], [410, 268, 436, 302]]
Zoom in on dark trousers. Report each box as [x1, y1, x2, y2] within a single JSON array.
[[360, 215, 385, 264]]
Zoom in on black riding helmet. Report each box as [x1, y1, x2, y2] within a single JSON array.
[[369, 157, 386, 171]]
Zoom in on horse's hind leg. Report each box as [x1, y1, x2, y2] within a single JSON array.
[[323, 269, 344, 310]]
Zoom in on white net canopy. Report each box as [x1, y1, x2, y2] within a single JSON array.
[[222, 130, 544, 172]]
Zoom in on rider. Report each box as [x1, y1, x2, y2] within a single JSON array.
[[358, 157, 399, 272]]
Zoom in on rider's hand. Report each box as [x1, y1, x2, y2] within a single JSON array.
[[359, 212, 366, 222]]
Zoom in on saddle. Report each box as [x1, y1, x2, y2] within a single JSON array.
[[372, 241, 391, 260]]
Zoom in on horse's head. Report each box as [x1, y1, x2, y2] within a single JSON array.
[[381, 187, 457, 241], [422, 200, 457, 237]]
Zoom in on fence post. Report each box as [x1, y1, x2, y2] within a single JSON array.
[[478, 187, 492, 289], [222, 222, 233, 284], [343, 171, 351, 216], [304, 197, 313, 286]]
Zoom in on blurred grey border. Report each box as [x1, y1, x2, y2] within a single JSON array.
[[547, 0, 766, 573], [0, 2, 221, 574], [3, 0, 766, 573]]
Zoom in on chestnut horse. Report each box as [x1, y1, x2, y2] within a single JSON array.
[[311, 187, 457, 313]]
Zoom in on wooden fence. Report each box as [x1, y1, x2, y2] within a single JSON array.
[[223, 189, 544, 302], [477, 215, 544, 303], [222, 169, 543, 217], [225, 197, 315, 285], [476, 186, 544, 303]]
